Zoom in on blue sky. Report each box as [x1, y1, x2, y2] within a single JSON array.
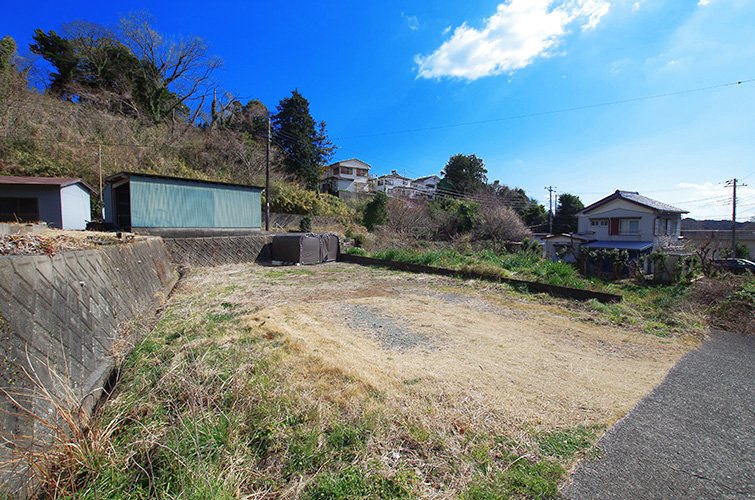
[[3, 0, 755, 220]]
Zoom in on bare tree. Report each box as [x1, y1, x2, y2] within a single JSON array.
[[118, 11, 222, 123], [475, 202, 530, 243], [386, 199, 433, 240]]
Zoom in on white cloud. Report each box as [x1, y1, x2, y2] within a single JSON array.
[[698, 0, 712, 5], [402, 12, 419, 31], [415, 0, 611, 80]]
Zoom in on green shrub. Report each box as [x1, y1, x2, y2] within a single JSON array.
[[363, 192, 388, 232], [299, 215, 313, 232]]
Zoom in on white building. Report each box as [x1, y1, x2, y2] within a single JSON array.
[[320, 159, 371, 194], [375, 171, 414, 197], [410, 175, 442, 199], [577, 190, 688, 253]]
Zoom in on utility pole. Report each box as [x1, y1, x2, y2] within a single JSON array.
[[545, 186, 556, 234], [96, 145, 104, 220], [265, 115, 271, 231], [725, 178, 747, 257]]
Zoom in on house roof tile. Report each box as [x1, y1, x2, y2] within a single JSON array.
[[581, 190, 688, 214]]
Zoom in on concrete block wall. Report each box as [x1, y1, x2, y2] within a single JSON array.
[[0, 238, 177, 495], [163, 235, 274, 267]]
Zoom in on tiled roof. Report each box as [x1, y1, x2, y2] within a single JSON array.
[[617, 191, 688, 213], [581, 190, 688, 214]]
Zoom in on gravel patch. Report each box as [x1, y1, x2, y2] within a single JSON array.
[[423, 290, 529, 320], [337, 303, 436, 352]]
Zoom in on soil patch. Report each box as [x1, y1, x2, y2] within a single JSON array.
[[182, 262, 695, 429]]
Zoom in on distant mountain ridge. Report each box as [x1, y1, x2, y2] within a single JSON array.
[[682, 218, 755, 231]]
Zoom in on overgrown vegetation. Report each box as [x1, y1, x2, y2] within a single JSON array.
[[357, 243, 754, 338]]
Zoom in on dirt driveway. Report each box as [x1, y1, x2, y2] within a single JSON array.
[[181, 262, 695, 432]]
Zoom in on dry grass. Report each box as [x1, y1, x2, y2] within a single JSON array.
[[4, 262, 697, 499], [215, 263, 693, 431]]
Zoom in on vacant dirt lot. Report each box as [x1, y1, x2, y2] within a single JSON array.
[[179, 262, 696, 432]]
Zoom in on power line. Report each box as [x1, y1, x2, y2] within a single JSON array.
[[336, 78, 755, 141]]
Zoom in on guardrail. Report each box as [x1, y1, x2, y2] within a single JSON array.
[[339, 253, 622, 304]]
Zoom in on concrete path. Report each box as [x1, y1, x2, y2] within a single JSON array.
[[564, 330, 755, 499]]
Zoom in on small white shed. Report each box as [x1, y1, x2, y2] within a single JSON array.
[[0, 176, 95, 230]]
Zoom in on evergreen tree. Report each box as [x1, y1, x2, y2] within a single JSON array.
[[363, 192, 388, 231], [520, 202, 548, 232], [272, 89, 334, 190], [441, 154, 488, 194], [552, 193, 584, 234]]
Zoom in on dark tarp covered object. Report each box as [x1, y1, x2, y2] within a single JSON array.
[[271, 232, 340, 264]]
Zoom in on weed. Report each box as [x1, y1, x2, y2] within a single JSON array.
[[535, 425, 601, 461], [305, 466, 414, 500], [463, 456, 563, 499]]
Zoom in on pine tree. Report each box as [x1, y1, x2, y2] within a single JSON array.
[[272, 89, 334, 190]]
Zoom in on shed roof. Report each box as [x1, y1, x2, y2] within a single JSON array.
[[0, 175, 96, 194], [580, 190, 688, 215], [105, 171, 263, 190], [582, 240, 654, 251], [543, 233, 590, 241]]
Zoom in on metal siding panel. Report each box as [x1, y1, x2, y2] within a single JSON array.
[[60, 184, 91, 230], [131, 177, 213, 227], [131, 177, 261, 228], [212, 186, 260, 227]]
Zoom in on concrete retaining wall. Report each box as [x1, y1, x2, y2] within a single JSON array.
[[0, 238, 177, 495], [164, 235, 274, 267]]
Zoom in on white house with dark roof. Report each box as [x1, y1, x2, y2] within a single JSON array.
[[570, 188, 689, 270]]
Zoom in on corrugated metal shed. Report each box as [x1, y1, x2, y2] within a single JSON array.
[[104, 172, 262, 234]]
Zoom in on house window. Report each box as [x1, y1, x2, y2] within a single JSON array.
[[619, 219, 640, 234], [590, 219, 608, 227], [342, 167, 352, 175], [655, 218, 679, 236], [0, 197, 39, 222]]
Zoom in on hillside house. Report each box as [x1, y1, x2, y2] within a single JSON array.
[[375, 171, 414, 197], [104, 172, 262, 236], [0, 176, 94, 230], [320, 159, 371, 195], [410, 175, 442, 199]]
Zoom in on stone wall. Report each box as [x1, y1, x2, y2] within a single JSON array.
[[0, 238, 177, 496]]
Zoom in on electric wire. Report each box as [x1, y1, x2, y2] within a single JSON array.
[[336, 79, 755, 141]]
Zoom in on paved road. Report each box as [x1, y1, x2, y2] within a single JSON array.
[[564, 330, 755, 499]]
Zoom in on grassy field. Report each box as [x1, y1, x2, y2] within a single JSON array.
[[19, 263, 696, 499], [351, 246, 714, 338]]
